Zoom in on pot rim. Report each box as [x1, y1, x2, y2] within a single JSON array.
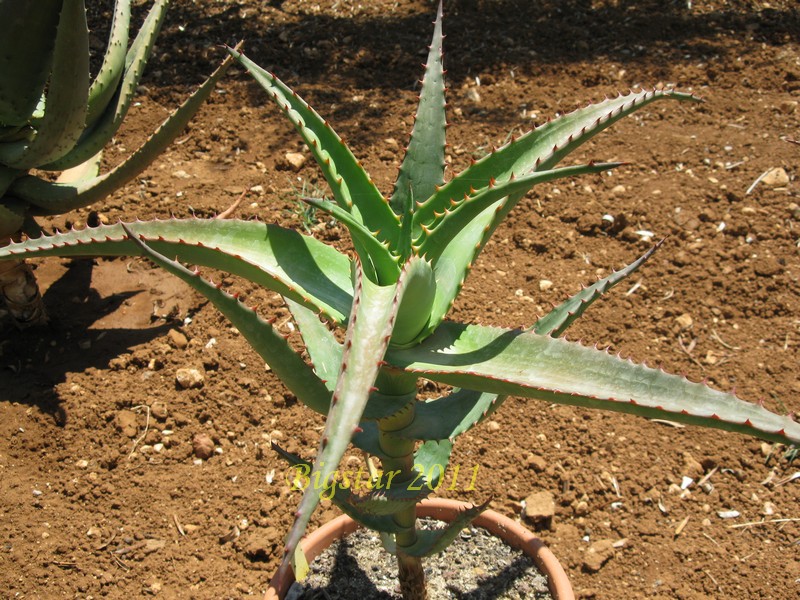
[[265, 497, 574, 600]]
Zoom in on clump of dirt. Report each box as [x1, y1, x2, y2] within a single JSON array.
[[1, 1, 798, 599]]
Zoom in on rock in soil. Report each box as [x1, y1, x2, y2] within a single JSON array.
[[522, 491, 556, 530], [582, 539, 615, 573], [192, 433, 215, 460], [115, 410, 139, 438], [176, 367, 204, 389]]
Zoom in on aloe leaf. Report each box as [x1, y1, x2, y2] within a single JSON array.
[[285, 297, 342, 392], [417, 93, 699, 329], [281, 259, 409, 576], [390, 255, 437, 348], [393, 389, 505, 441], [0, 125, 33, 144], [121, 223, 332, 414], [413, 439, 452, 488], [533, 242, 661, 337], [0, 0, 89, 168], [0, 219, 353, 323], [362, 390, 416, 421], [0, 198, 27, 238], [0, 0, 60, 126], [11, 51, 234, 210], [273, 444, 404, 534], [426, 199, 501, 331], [351, 421, 389, 460], [402, 500, 489, 558], [41, 0, 169, 171], [124, 0, 169, 70], [0, 164, 19, 196], [414, 89, 699, 231], [345, 488, 430, 517], [390, 0, 446, 216], [300, 195, 400, 283], [342, 448, 437, 515], [85, 0, 131, 130], [386, 322, 800, 446], [55, 150, 102, 185], [417, 162, 620, 262], [229, 47, 400, 249]]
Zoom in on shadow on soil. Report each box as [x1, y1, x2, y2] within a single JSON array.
[[0, 259, 170, 425], [133, 0, 798, 90]]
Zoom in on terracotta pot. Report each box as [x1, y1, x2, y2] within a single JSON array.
[[264, 497, 574, 600]]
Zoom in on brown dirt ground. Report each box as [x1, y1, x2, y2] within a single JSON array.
[[2, 0, 799, 598]]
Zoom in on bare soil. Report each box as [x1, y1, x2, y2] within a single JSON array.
[[1, 1, 799, 598]]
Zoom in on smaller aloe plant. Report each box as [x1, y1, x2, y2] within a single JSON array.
[[0, 0, 234, 326], [1, 4, 797, 598]]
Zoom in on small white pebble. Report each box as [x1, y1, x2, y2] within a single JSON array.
[[717, 510, 740, 519]]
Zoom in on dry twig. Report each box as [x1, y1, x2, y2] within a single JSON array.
[[128, 405, 151, 459], [728, 517, 800, 529], [711, 329, 740, 351], [216, 189, 248, 220]]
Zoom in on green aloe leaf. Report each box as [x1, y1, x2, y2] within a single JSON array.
[[390, 1, 446, 217], [229, 47, 400, 251], [41, 0, 169, 171], [0, 0, 60, 125], [121, 223, 332, 414], [0, 164, 18, 196], [273, 444, 404, 533], [0, 0, 89, 169], [0, 198, 27, 238], [401, 500, 489, 558], [0, 219, 353, 323], [281, 258, 415, 576], [362, 390, 417, 421], [393, 389, 505, 442], [386, 321, 800, 446], [10, 51, 235, 213], [343, 475, 433, 517], [425, 199, 500, 332], [351, 421, 390, 461], [413, 439, 452, 489], [533, 242, 661, 337], [285, 297, 342, 392], [417, 162, 620, 263], [300, 195, 400, 283], [85, 0, 131, 130], [414, 89, 700, 231], [54, 150, 102, 185], [417, 94, 700, 333]]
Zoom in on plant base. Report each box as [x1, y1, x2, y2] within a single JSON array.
[[264, 498, 574, 600], [0, 257, 46, 327]]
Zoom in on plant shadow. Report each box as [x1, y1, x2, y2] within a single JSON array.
[[0, 258, 172, 425]]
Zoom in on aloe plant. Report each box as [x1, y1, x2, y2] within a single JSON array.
[[0, 0, 234, 326], [2, 3, 798, 598]]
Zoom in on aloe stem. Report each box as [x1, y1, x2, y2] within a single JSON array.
[[0, 236, 45, 326], [376, 374, 427, 599]]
